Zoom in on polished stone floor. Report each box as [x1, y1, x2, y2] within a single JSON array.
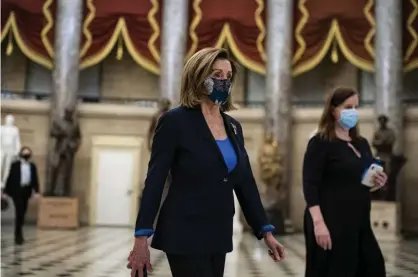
[[1, 226, 418, 277]]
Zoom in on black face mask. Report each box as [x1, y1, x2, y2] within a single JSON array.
[[21, 154, 31, 160], [203, 77, 231, 105]]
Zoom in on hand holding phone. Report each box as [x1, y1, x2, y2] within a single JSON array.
[[361, 163, 384, 190]]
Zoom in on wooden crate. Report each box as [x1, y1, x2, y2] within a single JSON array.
[[37, 197, 79, 229]]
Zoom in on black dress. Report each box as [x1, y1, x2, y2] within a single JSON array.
[[303, 134, 386, 277]]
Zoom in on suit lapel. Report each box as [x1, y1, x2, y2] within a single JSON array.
[[190, 108, 228, 170], [221, 113, 242, 166], [189, 108, 244, 173]]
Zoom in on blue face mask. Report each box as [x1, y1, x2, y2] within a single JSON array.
[[339, 109, 359, 129], [203, 77, 231, 105]]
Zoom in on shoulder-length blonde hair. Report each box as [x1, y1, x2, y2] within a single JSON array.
[[179, 47, 238, 112], [318, 87, 360, 141]]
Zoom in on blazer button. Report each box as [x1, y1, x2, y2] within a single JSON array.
[[223, 178, 228, 182]]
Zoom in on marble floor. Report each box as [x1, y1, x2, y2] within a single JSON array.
[[1, 226, 418, 277]]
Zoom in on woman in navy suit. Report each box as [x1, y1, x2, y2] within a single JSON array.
[[128, 47, 285, 277]]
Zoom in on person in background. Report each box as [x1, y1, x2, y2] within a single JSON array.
[[3, 146, 40, 245], [147, 98, 171, 151], [146, 98, 172, 228], [302, 87, 387, 277], [128, 47, 285, 277]]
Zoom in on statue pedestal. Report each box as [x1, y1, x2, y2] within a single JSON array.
[[370, 201, 399, 241], [37, 197, 79, 229]]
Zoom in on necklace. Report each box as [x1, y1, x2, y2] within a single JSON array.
[[212, 125, 222, 136], [206, 117, 224, 138]]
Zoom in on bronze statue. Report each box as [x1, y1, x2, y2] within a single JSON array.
[[372, 115, 395, 170], [371, 115, 406, 201], [147, 98, 171, 151], [259, 134, 283, 197], [47, 108, 82, 196], [258, 133, 285, 232]]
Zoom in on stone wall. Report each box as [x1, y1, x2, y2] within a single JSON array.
[[1, 48, 361, 104], [0, 48, 246, 102], [100, 49, 159, 100], [1, 100, 153, 224], [2, 100, 418, 233], [1, 48, 27, 92]]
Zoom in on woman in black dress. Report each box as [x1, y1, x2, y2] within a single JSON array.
[[303, 87, 388, 277]]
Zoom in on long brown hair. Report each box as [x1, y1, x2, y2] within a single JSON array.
[[318, 87, 360, 141], [179, 48, 238, 112]]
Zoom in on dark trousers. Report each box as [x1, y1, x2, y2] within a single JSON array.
[[167, 253, 226, 277], [11, 187, 32, 238]]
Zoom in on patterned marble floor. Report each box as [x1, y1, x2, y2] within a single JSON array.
[[1, 225, 418, 277]]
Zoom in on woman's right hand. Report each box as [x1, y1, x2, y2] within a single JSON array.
[[127, 237, 152, 277], [313, 220, 332, 250]]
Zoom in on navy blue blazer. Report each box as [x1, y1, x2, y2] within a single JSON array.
[[4, 160, 39, 197], [135, 106, 271, 254]]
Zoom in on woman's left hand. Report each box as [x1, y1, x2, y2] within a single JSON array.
[[263, 232, 285, 262], [371, 171, 388, 191]]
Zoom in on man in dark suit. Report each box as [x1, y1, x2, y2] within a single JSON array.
[[3, 146, 40, 244]]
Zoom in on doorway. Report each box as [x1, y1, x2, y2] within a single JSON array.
[[89, 136, 143, 227]]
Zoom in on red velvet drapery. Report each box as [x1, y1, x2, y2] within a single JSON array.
[[1, 0, 417, 75]]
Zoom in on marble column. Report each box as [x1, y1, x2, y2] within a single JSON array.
[[360, 71, 375, 105], [53, 0, 83, 112], [373, 0, 404, 238], [46, 0, 83, 195], [375, 0, 403, 155], [159, 0, 189, 103], [265, 0, 294, 227]]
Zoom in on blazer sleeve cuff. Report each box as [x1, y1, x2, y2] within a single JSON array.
[[306, 200, 319, 208], [134, 229, 154, 238], [255, 224, 275, 240]]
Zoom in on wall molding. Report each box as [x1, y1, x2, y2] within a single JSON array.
[[2, 99, 418, 122]]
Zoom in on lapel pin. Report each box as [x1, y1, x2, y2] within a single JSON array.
[[231, 123, 237, 135]]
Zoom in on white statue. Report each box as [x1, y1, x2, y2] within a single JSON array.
[[1, 114, 21, 188]]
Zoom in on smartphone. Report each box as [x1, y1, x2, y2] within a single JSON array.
[[361, 163, 384, 189], [135, 268, 148, 277]]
